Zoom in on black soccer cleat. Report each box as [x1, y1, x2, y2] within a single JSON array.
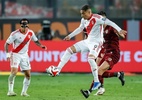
[[118, 71, 125, 86], [80, 89, 90, 98]]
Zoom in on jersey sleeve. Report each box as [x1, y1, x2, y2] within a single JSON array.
[[105, 18, 121, 32], [94, 14, 122, 32], [31, 30, 38, 41], [68, 18, 84, 38], [6, 32, 16, 44], [94, 14, 106, 25]]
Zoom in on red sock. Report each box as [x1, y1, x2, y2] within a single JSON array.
[[102, 72, 116, 78], [98, 75, 104, 85], [89, 80, 94, 91]]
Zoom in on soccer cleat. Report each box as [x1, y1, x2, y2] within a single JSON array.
[[7, 91, 17, 96], [118, 71, 125, 86], [21, 92, 30, 97], [80, 89, 90, 98], [94, 87, 105, 95], [92, 82, 101, 90]]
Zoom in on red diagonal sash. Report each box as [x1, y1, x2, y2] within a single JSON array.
[[12, 32, 32, 53]]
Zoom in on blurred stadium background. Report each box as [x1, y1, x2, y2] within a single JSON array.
[[0, 0, 142, 74]]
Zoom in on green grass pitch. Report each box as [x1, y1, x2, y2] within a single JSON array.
[[0, 73, 142, 100]]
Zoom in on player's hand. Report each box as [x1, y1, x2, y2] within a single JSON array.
[[119, 30, 127, 38], [63, 36, 70, 41], [119, 33, 125, 38], [6, 53, 10, 61], [41, 45, 47, 50], [7, 57, 10, 61]]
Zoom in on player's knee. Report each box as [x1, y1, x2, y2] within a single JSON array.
[[88, 56, 95, 63], [88, 55, 96, 62], [67, 47, 75, 54], [25, 74, 31, 80], [11, 67, 18, 75], [26, 76, 31, 80], [11, 71, 17, 76], [25, 74, 31, 79]]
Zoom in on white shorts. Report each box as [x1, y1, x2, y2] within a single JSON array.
[[10, 53, 31, 71], [74, 39, 103, 58]]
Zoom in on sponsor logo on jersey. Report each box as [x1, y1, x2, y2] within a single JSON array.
[[102, 17, 106, 21], [105, 30, 108, 34]]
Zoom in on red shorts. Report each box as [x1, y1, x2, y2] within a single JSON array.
[[98, 49, 120, 70]]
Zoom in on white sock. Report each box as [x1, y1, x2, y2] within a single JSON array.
[[8, 74, 16, 92], [117, 72, 120, 77], [88, 58, 99, 82], [57, 48, 73, 72], [21, 77, 30, 93]]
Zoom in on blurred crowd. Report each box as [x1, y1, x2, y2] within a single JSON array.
[[0, 0, 53, 18], [4, 1, 53, 18], [0, 0, 142, 18]]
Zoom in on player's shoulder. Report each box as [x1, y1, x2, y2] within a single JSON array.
[[28, 29, 34, 33], [11, 29, 19, 36], [92, 14, 102, 19], [81, 18, 85, 22], [28, 29, 35, 34]]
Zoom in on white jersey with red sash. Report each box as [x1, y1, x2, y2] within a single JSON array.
[[68, 14, 121, 43], [6, 29, 38, 54]]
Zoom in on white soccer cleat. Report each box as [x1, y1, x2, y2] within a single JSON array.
[[21, 92, 30, 97], [94, 87, 105, 95], [7, 91, 17, 96]]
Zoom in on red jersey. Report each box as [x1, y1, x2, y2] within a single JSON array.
[[98, 25, 120, 68], [103, 25, 120, 53]]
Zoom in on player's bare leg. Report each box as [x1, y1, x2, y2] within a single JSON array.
[[21, 70, 31, 97], [7, 67, 17, 96]]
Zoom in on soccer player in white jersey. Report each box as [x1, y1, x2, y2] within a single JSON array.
[[51, 5, 127, 90], [4, 18, 47, 97]]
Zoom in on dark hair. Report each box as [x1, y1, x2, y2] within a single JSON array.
[[97, 11, 107, 17], [20, 18, 29, 24], [81, 4, 91, 11]]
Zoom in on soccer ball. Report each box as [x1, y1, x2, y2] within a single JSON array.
[[46, 65, 59, 77]]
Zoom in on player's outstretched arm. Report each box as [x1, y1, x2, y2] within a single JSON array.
[[114, 29, 127, 38], [68, 27, 83, 38], [63, 27, 83, 41], [34, 40, 47, 50], [105, 19, 122, 33]]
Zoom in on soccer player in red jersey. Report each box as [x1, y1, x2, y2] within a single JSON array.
[[80, 11, 126, 98]]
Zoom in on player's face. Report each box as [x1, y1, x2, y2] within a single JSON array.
[[80, 9, 91, 19], [20, 20, 29, 29]]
